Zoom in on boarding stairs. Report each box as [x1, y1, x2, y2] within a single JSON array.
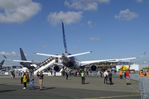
[[33, 57, 55, 75]]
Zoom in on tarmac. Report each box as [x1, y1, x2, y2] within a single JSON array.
[[0, 75, 140, 99]]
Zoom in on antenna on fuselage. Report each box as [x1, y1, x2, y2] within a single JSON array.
[[62, 22, 68, 54]]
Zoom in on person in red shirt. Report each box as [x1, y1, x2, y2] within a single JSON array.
[[125, 70, 130, 79], [125, 70, 131, 85]]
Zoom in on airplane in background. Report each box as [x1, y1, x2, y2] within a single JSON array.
[[35, 22, 136, 74], [0, 60, 5, 70], [13, 48, 55, 73], [13, 48, 38, 70], [0, 55, 7, 71]]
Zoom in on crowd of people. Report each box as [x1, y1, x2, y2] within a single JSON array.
[[139, 70, 149, 77], [9, 67, 137, 90], [20, 70, 44, 90], [118, 70, 131, 85], [103, 70, 113, 85]]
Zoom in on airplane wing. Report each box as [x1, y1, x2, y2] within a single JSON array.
[[80, 57, 136, 66], [36, 53, 61, 58], [67, 51, 92, 58], [13, 60, 32, 63]]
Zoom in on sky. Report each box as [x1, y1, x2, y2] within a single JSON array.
[[0, 0, 149, 65]]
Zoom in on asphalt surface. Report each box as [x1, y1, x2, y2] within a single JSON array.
[[0, 75, 141, 99]]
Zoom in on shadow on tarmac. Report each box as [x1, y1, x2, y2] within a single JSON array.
[[29, 86, 56, 91], [43, 87, 56, 90], [0, 89, 16, 93]]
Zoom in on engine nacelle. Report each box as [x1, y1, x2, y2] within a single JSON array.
[[53, 65, 60, 72], [90, 65, 97, 71]]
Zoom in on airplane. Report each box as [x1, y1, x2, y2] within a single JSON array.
[[0, 55, 7, 70], [0, 60, 5, 70], [13, 48, 55, 74], [13, 48, 38, 70], [35, 22, 136, 73]]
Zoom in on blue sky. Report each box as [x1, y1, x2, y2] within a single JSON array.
[[0, 0, 149, 65]]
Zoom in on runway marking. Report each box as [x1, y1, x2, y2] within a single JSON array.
[[83, 94, 140, 99]]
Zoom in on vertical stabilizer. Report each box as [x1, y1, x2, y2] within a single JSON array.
[[62, 22, 68, 53], [20, 48, 27, 60], [0, 60, 5, 69], [19, 48, 31, 68]]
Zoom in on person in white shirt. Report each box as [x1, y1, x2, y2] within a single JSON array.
[[103, 70, 109, 84]]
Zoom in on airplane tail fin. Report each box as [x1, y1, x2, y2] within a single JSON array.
[[19, 48, 33, 68], [0, 60, 5, 69], [20, 48, 27, 60], [62, 22, 68, 54]]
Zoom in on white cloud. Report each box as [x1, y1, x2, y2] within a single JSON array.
[[115, 9, 138, 21], [136, 0, 144, 3], [48, 11, 83, 25], [0, 51, 17, 56], [97, 0, 110, 4], [0, 0, 41, 23], [89, 37, 100, 42], [87, 21, 96, 28], [64, 0, 110, 11]]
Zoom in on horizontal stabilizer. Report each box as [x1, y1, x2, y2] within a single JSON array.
[[36, 53, 61, 58], [13, 60, 32, 63], [67, 51, 92, 58]]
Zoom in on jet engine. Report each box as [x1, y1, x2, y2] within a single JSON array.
[[53, 65, 61, 72], [90, 65, 97, 71]]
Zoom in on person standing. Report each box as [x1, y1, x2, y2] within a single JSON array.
[[65, 72, 69, 80], [100, 70, 103, 78], [10, 70, 15, 79], [29, 69, 34, 89], [22, 72, 28, 89], [146, 70, 149, 77], [65, 68, 69, 80], [119, 70, 123, 79], [108, 71, 113, 85], [103, 70, 108, 84], [125, 70, 131, 85], [37, 71, 44, 90], [139, 70, 145, 77], [81, 70, 85, 84]]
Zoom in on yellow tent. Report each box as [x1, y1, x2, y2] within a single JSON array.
[[120, 65, 130, 71]]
